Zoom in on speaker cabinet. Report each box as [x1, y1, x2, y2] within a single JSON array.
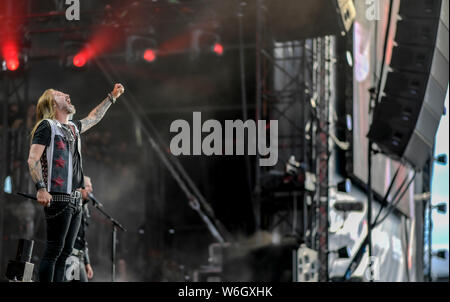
[[368, 0, 448, 170]]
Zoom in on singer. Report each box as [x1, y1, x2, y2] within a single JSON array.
[[27, 84, 125, 282]]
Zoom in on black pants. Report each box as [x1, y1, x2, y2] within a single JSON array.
[[39, 201, 82, 282]]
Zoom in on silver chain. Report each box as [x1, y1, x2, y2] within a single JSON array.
[[44, 202, 71, 220], [44, 200, 81, 220]]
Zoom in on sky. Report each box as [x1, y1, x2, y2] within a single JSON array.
[[431, 87, 449, 249]]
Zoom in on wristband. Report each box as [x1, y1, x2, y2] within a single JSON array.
[[35, 181, 46, 191], [108, 93, 116, 104]]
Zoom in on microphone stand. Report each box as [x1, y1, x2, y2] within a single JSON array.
[[17, 192, 127, 281], [91, 200, 126, 282]]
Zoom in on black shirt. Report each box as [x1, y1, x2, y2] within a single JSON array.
[[32, 120, 84, 190]]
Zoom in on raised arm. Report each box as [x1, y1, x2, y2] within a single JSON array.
[[28, 144, 52, 206], [79, 84, 125, 134], [79, 97, 112, 134]]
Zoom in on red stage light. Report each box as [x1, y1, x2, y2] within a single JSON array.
[[143, 49, 156, 62], [2, 41, 20, 71], [6, 58, 19, 71], [213, 43, 224, 56], [73, 53, 87, 68]]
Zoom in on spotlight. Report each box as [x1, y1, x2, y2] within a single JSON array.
[[191, 29, 223, 58], [126, 36, 157, 63], [432, 203, 447, 214], [2, 41, 19, 71], [213, 43, 224, 56], [1, 41, 28, 73], [433, 250, 447, 259], [435, 154, 447, 165], [1, 55, 28, 73], [346, 114, 353, 131], [60, 41, 90, 70], [3, 175, 12, 194], [73, 53, 87, 68], [143, 49, 156, 62], [337, 178, 352, 193], [4, 56, 19, 71]]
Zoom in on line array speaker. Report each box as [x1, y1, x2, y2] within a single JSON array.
[[368, 0, 449, 170]]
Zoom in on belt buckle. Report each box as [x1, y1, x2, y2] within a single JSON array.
[[71, 191, 81, 202], [72, 191, 82, 207], [71, 190, 81, 199]]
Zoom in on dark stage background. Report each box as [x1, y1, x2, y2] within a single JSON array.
[[0, 0, 262, 281]]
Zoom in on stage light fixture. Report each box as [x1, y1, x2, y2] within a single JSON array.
[[435, 154, 447, 165], [4, 56, 19, 71], [60, 41, 90, 70], [73, 53, 87, 68], [213, 43, 224, 56], [346, 114, 353, 131], [1, 41, 28, 73], [2, 41, 19, 71], [433, 203, 447, 214], [191, 29, 223, 58], [126, 35, 157, 63], [433, 250, 447, 259], [143, 49, 156, 62], [337, 178, 352, 193], [1, 54, 28, 73]]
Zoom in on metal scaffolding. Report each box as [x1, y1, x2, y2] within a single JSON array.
[[0, 69, 32, 274], [314, 36, 333, 281], [252, 0, 333, 282]]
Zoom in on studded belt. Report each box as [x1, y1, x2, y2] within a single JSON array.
[[51, 191, 82, 206], [45, 191, 82, 219]]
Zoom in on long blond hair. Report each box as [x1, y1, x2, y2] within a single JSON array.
[[30, 89, 56, 141]]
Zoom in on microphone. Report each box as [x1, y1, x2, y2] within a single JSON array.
[[88, 193, 103, 207]]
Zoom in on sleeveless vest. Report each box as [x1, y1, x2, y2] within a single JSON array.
[[41, 119, 83, 194]]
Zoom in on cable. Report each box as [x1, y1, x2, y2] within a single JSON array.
[[374, 0, 394, 108], [372, 165, 406, 224], [374, 172, 416, 227], [342, 165, 404, 280]]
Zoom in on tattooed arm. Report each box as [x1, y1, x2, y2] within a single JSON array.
[[80, 97, 112, 134], [28, 144, 45, 184], [28, 144, 52, 206], [80, 84, 125, 134]]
